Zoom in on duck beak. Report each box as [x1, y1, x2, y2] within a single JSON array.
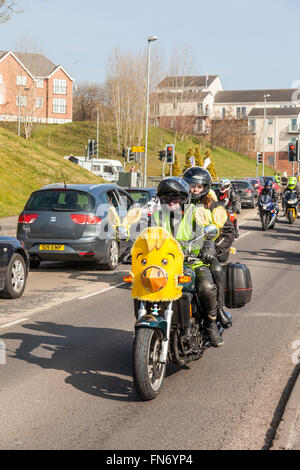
[[141, 266, 168, 292]]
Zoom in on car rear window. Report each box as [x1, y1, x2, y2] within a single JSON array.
[[232, 182, 250, 189], [25, 189, 95, 212], [126, 191, 150, 205]]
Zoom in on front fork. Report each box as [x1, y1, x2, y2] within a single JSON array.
[[137, 301, 173, 364]]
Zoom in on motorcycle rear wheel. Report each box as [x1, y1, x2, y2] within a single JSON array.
[[133, 328, 166, 401]]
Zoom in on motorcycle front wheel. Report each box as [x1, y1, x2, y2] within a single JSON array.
[[133, 328, 166, 401], [262, 213, 269, 231], [288, 209, 296, 224]]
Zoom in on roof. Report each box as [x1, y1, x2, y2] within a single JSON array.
[[248, 107, 300, 117], [40, 183, 118, 192], [215, 89, 298, 104], [158, 75, 219, 89], [151, 91, 210, 102], [0, 50, 57, 77]]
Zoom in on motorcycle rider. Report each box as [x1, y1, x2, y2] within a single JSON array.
[[182, 167, 235, 330], [214, 178, 239, 237], [282, 176, 297, 212], [258, 177, 279, 217], [149, 177, 225, 347]]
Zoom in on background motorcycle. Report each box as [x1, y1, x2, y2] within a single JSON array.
[[258, 195, 277, 231], [283, 191, 298, 224]]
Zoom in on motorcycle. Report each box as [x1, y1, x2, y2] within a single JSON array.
[[124, 224, 229, 401], [258, 195, 278, 231], [282, 191, 298, 224]]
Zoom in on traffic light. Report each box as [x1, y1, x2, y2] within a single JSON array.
[[158, 150, 165, 161], [122, 147, 127, 159], [166, 144, 175, 164], [257, 152, 263, 165], [93, 140, 98, 156], [288, 142, 298, 162], [127, 147, 134, 162]]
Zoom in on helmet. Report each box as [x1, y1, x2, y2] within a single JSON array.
[[182, 166, 212, 201], [264, 177, 273, 190], [288, 176, 297, 190], [157, 177, 190, 205], [219, 178, 231, 193]]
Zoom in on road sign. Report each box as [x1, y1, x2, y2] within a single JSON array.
[[131, 146, 145, 153]]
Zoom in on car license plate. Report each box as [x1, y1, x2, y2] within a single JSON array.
[[39, 244, 65, 251]]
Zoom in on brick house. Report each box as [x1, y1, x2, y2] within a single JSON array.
[[0, 50, 73, 124]]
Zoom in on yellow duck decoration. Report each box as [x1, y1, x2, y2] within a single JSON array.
[[130, 226, 184, 302]]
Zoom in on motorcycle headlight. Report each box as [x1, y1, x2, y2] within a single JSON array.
[[288, 198, 298, 204], [263, 204, 269, 210]]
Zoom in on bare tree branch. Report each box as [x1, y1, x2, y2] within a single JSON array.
[[0, 0, 22, 23]]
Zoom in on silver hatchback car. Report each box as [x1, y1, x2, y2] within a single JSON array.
[[17, 183, 135, 270]]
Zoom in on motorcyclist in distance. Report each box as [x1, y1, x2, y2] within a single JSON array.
[[258, 177, 279, 217], [215, 178, 239, 238]]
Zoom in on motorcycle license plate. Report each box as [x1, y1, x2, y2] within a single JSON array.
[[39, 244, 65, 251]]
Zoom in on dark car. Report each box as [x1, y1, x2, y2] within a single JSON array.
[[0, 235, 29, 298], [17, 183, 135, 270], [123, 187, 157, 206], [231, 180, 256, 208]]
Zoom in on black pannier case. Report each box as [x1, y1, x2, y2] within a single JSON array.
[[223, 262, 252, 308]]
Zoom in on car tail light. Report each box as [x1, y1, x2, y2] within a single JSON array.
[[18, 213, 38, 224], [70, 214, 102, 225]]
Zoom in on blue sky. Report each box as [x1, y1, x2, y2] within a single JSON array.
[[0, 0, 299, 90]]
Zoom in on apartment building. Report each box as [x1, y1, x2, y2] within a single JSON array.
[[150, 75, 223, 135], [153, 74, 300, 171], [0, 50, 73, 124]]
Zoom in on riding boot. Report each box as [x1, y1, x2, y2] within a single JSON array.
[[217, 308, 232, 329], [205, 319, 224, 347]]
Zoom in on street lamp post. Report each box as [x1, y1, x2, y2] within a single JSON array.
[[262, 94, 270, 177], [144, 35, 158, 187]]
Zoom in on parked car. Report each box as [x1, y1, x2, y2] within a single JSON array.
[[123, 187, 157, 206], [17, 184, 135, 270], [231, 180, 256, 208], [0, 234, 29, 298]]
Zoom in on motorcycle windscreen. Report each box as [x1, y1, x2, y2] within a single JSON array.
[[130, 227, 184, 302]]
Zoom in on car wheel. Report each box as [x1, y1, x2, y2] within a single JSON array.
[[250, 198, 255, 209], [0, 253, 27, 299], [103, 239, 119, 270]]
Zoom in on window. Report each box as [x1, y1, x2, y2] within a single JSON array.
[[222, 107, 226, 119], [17, 76, 27, 86], [106, 190, 119, 209], [53, 98, 66, 114], [53, 79, 66, 94], [236, 107, 241, 119], [268, 118, 273, 125], [267, 137, 273, 145], [197, 102, 203, 115], [290, 118, 298, 131], [249, 119, 256, 133], [242, 107, 247, 118], [36, 97, 43, 108], [16, 95, 26, 106], [36, 79, 43, 88]]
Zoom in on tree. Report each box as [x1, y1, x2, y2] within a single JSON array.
[[0, 1, 22, 23], [172, 153, 181, 176], [183, 147, 194, 172], [73, 83, 103, 121], [204, 147, 217, 178], [194, 146, 203, 167]]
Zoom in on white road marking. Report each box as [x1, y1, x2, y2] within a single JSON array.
[[237, 231, 251, 239], [0, 318, 29, 329], [78, 282, 126, 300]]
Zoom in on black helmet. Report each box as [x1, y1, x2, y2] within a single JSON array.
[[264, 177, 273, 190], [182, 166, 212, 201], [157, 177, 190, 205]]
